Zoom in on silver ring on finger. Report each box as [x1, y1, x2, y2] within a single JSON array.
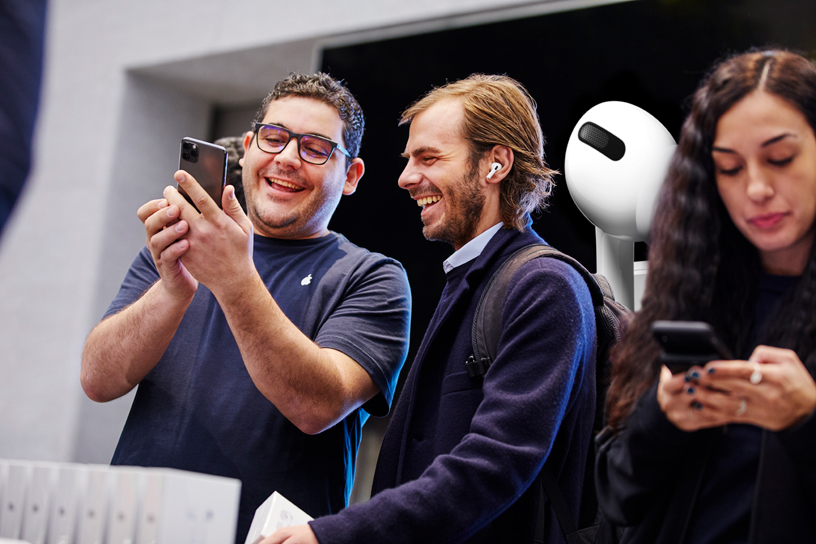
[[736, 398, 747, 416], [750, 363, 763, 385]]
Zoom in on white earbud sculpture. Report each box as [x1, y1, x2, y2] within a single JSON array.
[[564, 101, 676, 309]]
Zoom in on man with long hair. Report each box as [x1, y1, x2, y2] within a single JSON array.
[[266, 74, 597, 544]]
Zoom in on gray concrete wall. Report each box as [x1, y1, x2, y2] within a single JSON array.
[[0, 0, 626, 464]]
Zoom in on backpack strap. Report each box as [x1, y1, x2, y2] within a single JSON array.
[[469, 243, 614, 543], [467, 244, 604, 378]]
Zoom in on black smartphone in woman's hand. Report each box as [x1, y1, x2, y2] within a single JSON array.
[[652, 321, 734, 374]]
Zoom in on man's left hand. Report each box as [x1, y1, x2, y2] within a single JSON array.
[[163, 170, 255, 301], [260, 524, 318, 544]]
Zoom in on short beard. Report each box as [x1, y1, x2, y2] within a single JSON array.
[[422, 160, 485, 248]]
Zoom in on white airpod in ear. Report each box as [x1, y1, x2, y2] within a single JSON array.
[[486, 162, 501, 179]]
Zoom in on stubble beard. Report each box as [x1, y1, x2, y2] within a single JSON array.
[[422, 164, 485, 248]]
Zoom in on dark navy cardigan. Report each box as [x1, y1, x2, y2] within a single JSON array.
[[310, 227, 597, 543]]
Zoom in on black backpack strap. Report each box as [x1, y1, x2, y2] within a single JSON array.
[[467, 244, 604, 378], [467, 244, 546, 377], [469, 243, 618, 542]]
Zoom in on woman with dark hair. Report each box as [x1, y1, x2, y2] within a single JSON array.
[[595, 49, 816, 543]]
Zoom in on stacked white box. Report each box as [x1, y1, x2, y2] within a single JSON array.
[[74, 467, 111, 544], [47, 464, 89, 544], [244, 492, 313, 544], [0, 462, 240, 544], [20, 462, 59, 544], [137, 468, 240, 544], [0, 462, 32, 540], [0, 462, 6, 535], [105, 468, 141, 544]]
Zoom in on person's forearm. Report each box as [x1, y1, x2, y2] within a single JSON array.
[[80, 280, 192, 402], [214, 272, 376, 434]]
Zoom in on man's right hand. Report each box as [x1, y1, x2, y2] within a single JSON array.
[[80, 197, 200, 403], [137, 198, 198, 301]]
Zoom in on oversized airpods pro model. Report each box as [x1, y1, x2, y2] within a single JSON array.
[[565, 101, 677, 310]]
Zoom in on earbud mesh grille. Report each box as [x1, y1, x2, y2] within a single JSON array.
[[577, 121, 626, 161], [579, 123, 609, 149]]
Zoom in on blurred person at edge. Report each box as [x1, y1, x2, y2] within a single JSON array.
[[596, 49, 816, 543], [0, 0, 47, 235], [215, 134, 247, 213], [80, 73, 411, 544]]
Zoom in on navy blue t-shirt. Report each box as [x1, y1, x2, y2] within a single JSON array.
[[107, 232, 411, 543]]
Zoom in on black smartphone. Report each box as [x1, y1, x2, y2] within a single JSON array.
[[652, 321, 734, 374], [178, 137, 228, 210]]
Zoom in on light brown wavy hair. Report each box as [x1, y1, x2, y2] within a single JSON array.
[[400, 74, 557, 230]]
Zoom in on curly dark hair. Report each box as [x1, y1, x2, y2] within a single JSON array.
[[606, 49, 816, 430], [400, 74, 557, 230], [252, 72, 365, 163]]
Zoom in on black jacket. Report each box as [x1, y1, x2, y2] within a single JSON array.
[[596, 382, 816, 543]]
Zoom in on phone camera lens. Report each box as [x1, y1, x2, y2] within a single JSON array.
[[190, 145, 199, 158], [182, 152, 190, 160]]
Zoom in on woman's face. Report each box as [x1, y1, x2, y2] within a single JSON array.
[[713, 90, 816, 275]]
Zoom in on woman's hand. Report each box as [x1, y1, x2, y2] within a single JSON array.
[[658, 346, 816, 432], [699, 346, 816, 430], [657, 364, 723, 431]]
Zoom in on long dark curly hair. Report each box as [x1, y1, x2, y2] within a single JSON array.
[[606, 49, 816, 430]]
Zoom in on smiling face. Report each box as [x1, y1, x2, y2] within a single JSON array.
[[398, 99, 498, 250], [240, 96, 362, 239], [713, 90, 816, 275]]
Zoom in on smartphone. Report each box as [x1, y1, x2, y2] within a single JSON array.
[[652, 321, 734, 373], [178, 137, 227, 210]]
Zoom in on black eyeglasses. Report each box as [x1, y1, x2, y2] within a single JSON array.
[[251, 122, 351, 165]]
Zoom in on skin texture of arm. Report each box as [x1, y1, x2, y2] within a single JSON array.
[[80, 280, 193, 402], [80, 190, 200, 402]]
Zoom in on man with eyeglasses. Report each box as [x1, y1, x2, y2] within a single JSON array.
[[81, 73, 411, 544]]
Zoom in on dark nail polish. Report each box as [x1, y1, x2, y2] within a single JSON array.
[[687, 387, 696, 394], [708, 367, 716, 374]]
